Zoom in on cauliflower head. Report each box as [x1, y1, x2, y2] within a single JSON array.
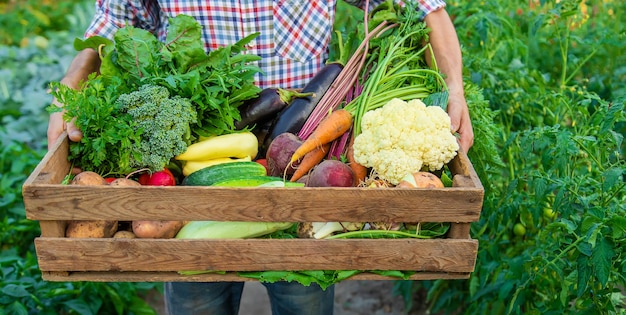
[[352, 98, 459, 185]]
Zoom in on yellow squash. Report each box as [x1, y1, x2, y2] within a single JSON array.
[[176, 132, 258, 161]]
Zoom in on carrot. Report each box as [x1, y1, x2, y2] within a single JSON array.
[[346, 133, 368, 186], [289, 142, 331, 182], [289, 109, 353, 164]]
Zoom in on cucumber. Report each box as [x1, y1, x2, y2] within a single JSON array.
[[212, 176, 306, 187], [181, 161, 267, 186], [212, 176, 284, 187]]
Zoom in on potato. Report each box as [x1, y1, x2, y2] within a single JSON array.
[[132, 220, 184, 239], [113, 230, 137, 239], [396, 171, 444, 188], [66, 220, 118, 238], [66, 171, 118, 238], [109, 178, 141, 186], [71, 171, 107, 186]]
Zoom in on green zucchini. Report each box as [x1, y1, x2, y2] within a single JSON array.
[[181, 161, 267, 186]]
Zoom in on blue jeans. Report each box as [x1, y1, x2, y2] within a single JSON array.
[[164, 281, 335, 315]]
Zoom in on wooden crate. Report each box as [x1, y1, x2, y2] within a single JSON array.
[[22, 132, 484, 282]]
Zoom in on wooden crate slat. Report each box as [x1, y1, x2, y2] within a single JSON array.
[[35, 238, 478, 273], [22, 132, 70, 187], [40, 271, 471, 282], [24, 187, 483, 222]]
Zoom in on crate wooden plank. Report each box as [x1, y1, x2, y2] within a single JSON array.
[[40, 271, 471, 282], [25, 187, 482, 222], [22, 131, 71, 187], [35, 238, 478, 273]]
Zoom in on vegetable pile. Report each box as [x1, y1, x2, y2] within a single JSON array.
[[55, 0, 471, 288]]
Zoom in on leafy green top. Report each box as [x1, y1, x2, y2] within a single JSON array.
[[49, 15, 262, 175]]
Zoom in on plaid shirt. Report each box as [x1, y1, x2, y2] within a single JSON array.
[[85, 0, 445, 89]]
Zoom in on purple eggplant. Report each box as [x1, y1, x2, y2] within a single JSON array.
[[263, 62, 344, 149], [234, 88, 314, 130]]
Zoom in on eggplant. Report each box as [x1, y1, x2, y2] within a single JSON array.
[[234, 88, 314, 130], [263, 62, 344, 149]]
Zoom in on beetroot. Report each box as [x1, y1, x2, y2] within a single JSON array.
[[306, 160, 355, 187], [266, 132, 302, 177]]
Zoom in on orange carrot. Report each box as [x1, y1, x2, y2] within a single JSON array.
[[290, 109, 353, 164], [289, 142, 331, 182], [346, 133, 368, 186]]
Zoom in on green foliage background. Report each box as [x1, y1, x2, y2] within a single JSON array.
[[400, 0, 625, 314], [1, 0, 624, 314], [1, 1, 161, 314]]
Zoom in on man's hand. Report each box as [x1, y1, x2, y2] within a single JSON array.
[[46, 48, 100, 150], [47, 99, 83, 150], [447, 93, 474, 154]]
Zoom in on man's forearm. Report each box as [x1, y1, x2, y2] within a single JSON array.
[[424, 8, 464, 98], [424, 8, 474, 152], [59, 48, 101, 89]]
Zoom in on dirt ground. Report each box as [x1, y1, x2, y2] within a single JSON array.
[[147, 280, 431, 315]]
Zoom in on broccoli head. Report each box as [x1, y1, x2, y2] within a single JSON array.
[[116, 84, 198, 171]]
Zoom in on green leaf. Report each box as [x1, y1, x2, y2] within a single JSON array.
[[63, 299, 94, 315], [113, 25, 162, 81], [590, 237, 615, 286], [73, 36, 113, 52], [162, 14, 205, 72], [577, 241, 592, 256], [5, 301, 28, 315], [103, 284, 124, 315], [532, 176, 547, 199], [608, 216, 626, 239], [2, 284, 30, 297], [576, 255, 590, 296], [602, 167, 624, 192], [127, 296, 158, 315], [229, 32, 260, 55]]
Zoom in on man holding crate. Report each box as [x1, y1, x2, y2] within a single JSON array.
[[47, 0, 473, 314]]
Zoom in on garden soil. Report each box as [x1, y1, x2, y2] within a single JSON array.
[[146, 280, 432, 314]]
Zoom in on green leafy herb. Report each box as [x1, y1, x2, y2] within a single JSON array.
[[50, 14, 262, 175]]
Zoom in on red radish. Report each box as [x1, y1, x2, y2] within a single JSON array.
[[306, 160, 355, 187], [105, 177, 117, 184], [139, 168, 176, 186]]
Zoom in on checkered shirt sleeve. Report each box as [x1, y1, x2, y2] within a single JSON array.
[[85, 0, 165, 40]]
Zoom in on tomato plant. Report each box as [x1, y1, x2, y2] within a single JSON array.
[[398, 0, 625, 314]]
